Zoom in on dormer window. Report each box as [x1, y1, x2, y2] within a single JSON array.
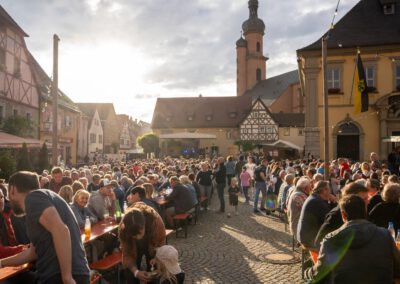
[[187, 115, 194, 121], [229, 112, 237, 118], [383, 3, 395, 14], [205, 115, 213, 121]]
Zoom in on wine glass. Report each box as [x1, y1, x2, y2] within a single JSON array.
[[103, 212, 110, 224]]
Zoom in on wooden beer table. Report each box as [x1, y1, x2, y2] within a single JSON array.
[[81, 218, 120, 245], [0, 263, 31, 282]]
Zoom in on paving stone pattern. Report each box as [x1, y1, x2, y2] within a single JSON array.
[[167, 193, 304, 284]]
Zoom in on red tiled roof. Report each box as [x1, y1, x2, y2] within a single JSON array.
[[151, 96, 252, 129]]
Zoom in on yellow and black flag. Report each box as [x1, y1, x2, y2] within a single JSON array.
[[353, 53, 369, 113]]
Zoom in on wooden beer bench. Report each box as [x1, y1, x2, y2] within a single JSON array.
[[90, 252, 122, 284]]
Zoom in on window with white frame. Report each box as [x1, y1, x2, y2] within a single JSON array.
[[365, 66, 376, 88], [90, 133, 96, 144], [327, 67, 341, 90], [98, 135, 103, 144], [65, 115, 71, 127]]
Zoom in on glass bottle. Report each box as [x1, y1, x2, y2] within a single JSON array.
[[115, 200, 122, 223], [388, 222, 395, 240], [84, 216, 91, 240]]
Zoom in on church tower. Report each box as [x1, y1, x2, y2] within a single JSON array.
[[236, 0, 267, 96]]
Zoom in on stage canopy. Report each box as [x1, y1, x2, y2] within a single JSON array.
[[159, 132, 216, 139]]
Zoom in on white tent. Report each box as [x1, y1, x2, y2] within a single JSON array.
[[159, 132, 216, 139], [263, 139, 303, 151]]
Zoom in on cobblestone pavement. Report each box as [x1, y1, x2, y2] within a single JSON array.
[[167, 193, 304, 284]]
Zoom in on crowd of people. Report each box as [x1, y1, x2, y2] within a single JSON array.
[[0, 150, 399, 283]]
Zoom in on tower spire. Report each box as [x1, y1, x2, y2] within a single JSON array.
[[242, 0, 265, 35], [249, 0, 259, 18]]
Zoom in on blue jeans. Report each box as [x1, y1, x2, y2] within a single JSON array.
[[254, 181, 267, 210], [217, 183, 226, 212]]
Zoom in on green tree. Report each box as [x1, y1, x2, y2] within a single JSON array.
[[0, 150, 16, 180], [242, 141, 255, 152], [137, 133, 159, 155], [37, 143, 50, 173], [17, 143, 32, 171], [234, 140, 255, 152], [2, 115, 34, 137]]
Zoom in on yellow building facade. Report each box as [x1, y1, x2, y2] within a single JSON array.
[[298, 0, 400, 161]]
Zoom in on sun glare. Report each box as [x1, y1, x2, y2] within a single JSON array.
[[60, 41, 151, 102]]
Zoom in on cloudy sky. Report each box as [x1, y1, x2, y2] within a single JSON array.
[[2, 0, 359, 122]]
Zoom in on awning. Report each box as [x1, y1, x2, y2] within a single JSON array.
[[126, 148, 144, 154], [159, 132, 216, 139], [0, 131, 41, 148], [382, 136, 400, 142], [263, 139, 303, 151]]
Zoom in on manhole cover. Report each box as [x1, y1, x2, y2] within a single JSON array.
[[257, 253, 300, 264]]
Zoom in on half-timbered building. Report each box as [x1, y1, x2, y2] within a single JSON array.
[[240, 99, 279, 143], [238, 98, 305, 157], [0, 6, 40, 138]]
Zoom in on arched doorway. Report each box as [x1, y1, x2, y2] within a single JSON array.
[[336, 122, 360, 161]]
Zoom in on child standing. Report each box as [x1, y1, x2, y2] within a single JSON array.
[[228, 177, 240, 217], [151, 245, 185, 284], [240, 166, 251, 204]]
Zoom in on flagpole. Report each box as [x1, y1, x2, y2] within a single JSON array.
[[52, 34, 60, 167], [322, 35, 329, 181]]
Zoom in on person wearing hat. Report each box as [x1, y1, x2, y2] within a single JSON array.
[[88, 179, 116, 220], [151, 245, 185, 284]]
